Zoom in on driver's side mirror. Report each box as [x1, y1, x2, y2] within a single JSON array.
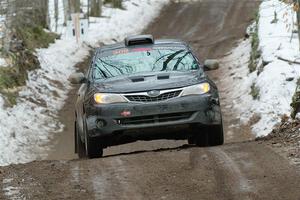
[[204, 59, 219, 71], [68, 72, 87, 84]]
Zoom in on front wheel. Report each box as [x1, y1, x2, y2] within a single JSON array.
[[85, 136, 103, 159], [190, 124, 224, 147], [75, 121, 87, 158]]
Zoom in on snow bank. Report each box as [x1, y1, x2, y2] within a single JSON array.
[[222, 0, 300, 137], [0, 0, 169, 166]]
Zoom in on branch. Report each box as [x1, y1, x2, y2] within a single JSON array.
[[277, 56, 300, 65]]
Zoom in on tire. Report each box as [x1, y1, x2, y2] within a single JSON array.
[[208, 124, 224, 146], [85, 135, 103, 159], [79, 115, 103, 159], [75, 121, 87, 158], [195, 124, 224, 147], [187, 137, 194, 145]]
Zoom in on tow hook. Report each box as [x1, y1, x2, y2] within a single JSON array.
[[211, 98, 220, 105]]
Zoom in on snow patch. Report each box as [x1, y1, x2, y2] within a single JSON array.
[[2, 178, 24, 200], [0, 57, 7, 67], [222, 0, 300, 136]]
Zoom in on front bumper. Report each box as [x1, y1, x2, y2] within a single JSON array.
[[85, 94, 222, 138]]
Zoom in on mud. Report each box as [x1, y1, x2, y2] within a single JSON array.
[[258, 117, 300, 169]]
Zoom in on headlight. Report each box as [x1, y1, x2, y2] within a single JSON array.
[[181, 83, 210, 96], [94, 93, 127, 104]]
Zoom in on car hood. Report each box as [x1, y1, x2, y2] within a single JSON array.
[[91, 71, 205, 93]]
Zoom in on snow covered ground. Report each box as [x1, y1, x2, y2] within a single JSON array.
[[222, 0, 300, 136], [0, 0, 169, 166]]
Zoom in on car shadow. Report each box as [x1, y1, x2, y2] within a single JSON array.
[[69, 139, 254, 162], [102, 144, 193, 158], [101, 139, 255, 159]]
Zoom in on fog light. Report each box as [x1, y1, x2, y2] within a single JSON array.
[[96, 119, 106, 128]]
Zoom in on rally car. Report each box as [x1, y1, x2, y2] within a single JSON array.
[[69, 35, 224, 158]]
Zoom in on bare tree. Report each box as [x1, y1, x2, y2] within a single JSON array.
[[294, 0, 300, 50], [63, 0, 70, 23], [3, 0, 15, 53], [54, 0, 59, 32], [111, 0, 122, 9], [69, 0, 80, 13], [90, 0, 102, 17]]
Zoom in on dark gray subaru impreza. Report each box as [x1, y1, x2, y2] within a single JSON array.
[[69, 35, 223, 158]]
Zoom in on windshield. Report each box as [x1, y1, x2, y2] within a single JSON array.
[[92, 48, 200, 80]]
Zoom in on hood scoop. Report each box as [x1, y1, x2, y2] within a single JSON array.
[[130, 76, 145, 82], [129, 73, 170, 82], [157, 74, 170, 80]]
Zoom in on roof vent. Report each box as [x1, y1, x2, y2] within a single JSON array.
[[125, 35, 154, 46]]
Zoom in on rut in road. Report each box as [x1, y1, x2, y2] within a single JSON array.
[[1, 143, 300, 200], [9, 0, 298, 199]]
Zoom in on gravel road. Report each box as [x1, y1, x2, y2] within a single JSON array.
[[1, 0, 300, 200]]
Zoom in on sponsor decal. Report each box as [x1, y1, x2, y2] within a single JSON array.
[[120, 110, 131, 117], [132, 47, 152, 52], [113, 49, 129, 55]]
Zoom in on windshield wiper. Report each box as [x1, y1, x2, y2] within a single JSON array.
[[98, 58, 123, 75], [161, 50, 185, 71], [173, 52, 190, 70], [93, 65, 108, 79], [153, 51, 174, 68]]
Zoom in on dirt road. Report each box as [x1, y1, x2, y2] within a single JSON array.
[[1, 0, 300, 199]]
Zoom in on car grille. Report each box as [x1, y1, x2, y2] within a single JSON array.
[[125, 90, 182, 103], [117, 112, 194, 125]]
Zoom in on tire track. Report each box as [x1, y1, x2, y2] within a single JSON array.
[[208, 147, 256, 199]]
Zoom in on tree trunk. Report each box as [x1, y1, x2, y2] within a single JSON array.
[[27, 0, 49, 28], [69, 0, 81, 13], [3, 0, 15, 53], [112, 0, 122, 9], [90, 0, 96, 17], [54, 0, 59, 32], [63, 0, 70, 24], [87, 0, 90, 24], [90, 0, 102, 17], [297, 0, 300, 51], [294, 0, 300, 51]]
